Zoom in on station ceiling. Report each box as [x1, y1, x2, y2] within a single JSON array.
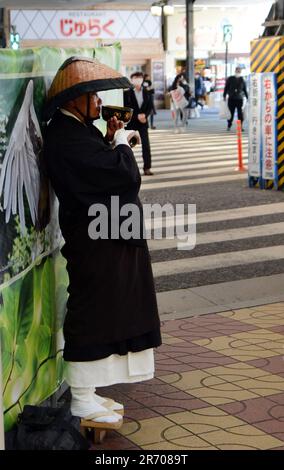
[[0, 0, 274, 8]]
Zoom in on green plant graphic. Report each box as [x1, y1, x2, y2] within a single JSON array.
[[0, 44, 122, 431], [0, 252, 68, 431]]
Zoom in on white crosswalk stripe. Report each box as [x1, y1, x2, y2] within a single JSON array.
[[133, 128, 284, 309], [134, 129, 248, 189]]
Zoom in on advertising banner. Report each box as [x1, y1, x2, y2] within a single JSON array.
[[11, 10, 160, 41], [0, 44, 122, 431]]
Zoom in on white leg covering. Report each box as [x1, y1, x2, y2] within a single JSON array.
[[70, 387, 121, 423], [93, 389, 124, 411]]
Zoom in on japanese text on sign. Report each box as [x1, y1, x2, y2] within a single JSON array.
[[248, 74, 261, 177], [262, 74, 277, 181], [60, 18, 114, 37]]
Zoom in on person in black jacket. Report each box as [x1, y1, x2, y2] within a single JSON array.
[[124, 72, 154, 175], [44, 57, 161, 426], [223, 66, 248, 131]]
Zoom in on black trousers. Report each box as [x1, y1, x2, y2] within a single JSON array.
[[228, 98, 244, 128], [138, 126, 152, 170]]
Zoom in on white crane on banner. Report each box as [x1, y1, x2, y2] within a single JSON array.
[[0, 80, 42, 233]]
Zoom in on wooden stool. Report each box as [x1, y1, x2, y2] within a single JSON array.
[[80, 416, 123, 444]]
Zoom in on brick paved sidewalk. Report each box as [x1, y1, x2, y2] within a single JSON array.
[[94, 302, 284, 450]]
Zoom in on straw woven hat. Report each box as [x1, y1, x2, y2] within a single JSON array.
[[45, 56, 132, 119]]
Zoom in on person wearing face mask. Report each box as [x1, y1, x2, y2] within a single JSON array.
[[223, 66, 248, 131], [44, 57, 161, 427], [124, 72, 154, 176]]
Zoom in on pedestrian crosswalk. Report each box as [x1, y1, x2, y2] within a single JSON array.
[[134, 126, 284, 317]]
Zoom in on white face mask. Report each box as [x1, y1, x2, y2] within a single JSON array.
[[235, 72, 241, 78], [132, 78, 143, 87]]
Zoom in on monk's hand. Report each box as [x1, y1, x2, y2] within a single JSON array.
[[138, 113, 147, 124], [106, 116, 124, 141]]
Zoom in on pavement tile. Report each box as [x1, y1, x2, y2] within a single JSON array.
[[167, 328, 220, 341], [91, 431, 140, 451], [118, 416, 179, 446], [199, 424, 284, 450], [142, 438, 217, 450], [204, 362, 269, 381], [252, 303, 284, 314], [124, 407, 160, 421], [133, 390, 208, 415], [176, 354, 237, 370], [166, 407, 245, 434], [97, 304, 284, 450], [159, 370, 259, 405], [268, 325, 284, 334], [247, 356, 284, 374], [219, 397, 283, 423], [162, 333, 187, 345], [232, 329, 284, 343], [160, 319, 189, 333], [269, 392, 284, 405], [219, 308, 284, 327], [253, 419, 284, 439], [192, 334, 281, 361], [234, 374, 284, 397]]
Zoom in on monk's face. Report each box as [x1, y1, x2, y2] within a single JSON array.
[[71, 92, 102, 121]]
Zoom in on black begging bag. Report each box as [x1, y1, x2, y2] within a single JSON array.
[[14, 405, 89, 450]]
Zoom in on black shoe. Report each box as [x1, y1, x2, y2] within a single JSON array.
[[144, 169, 154, 176], [151, 126, 156, 130], [227, 126, 231, 131]]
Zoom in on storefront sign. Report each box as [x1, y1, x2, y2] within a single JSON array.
[[10, 10, 160, 40], [248, 73, 262, 177], [261, 73, 277, 181]]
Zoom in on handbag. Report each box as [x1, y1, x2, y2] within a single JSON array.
[[170, 86, 189, 110], [9, 405, 89, 450]]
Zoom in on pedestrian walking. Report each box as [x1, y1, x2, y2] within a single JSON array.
[[143, 74, 156, 129], [169, 74, 190, 130], [223, 66, 248, 131], [124, 71, 154, 175], [44, 57, 161, 425], [195, 72, 205, 109]]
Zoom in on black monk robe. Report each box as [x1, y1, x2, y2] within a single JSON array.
[[44, 111, 161, 361]]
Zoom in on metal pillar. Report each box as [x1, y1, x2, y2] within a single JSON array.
[[0, 8, 6, 48], [225, 42, 228, 79], [186, 0, 195, 92]]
